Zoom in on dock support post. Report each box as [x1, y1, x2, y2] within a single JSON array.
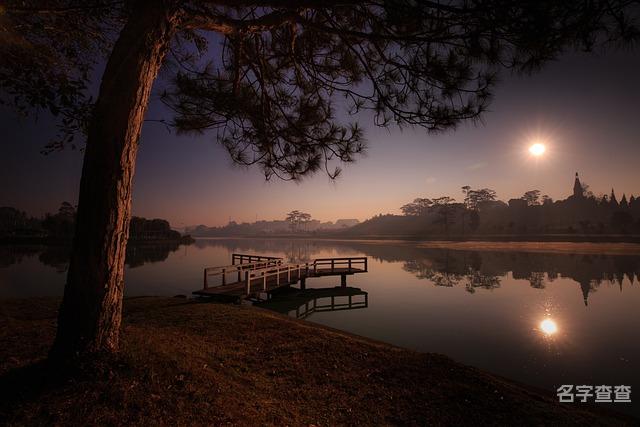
[[203, 269, 208, 290], [300, 277, 306, 290], [340, 274, 347, 287]]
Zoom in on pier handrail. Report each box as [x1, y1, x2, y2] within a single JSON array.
[[245, 263, 309, 294], [312, 256, 368, 273], [203, 259, 282, 289], [196, 255, 369, 298], [232, 253, 283, 265]]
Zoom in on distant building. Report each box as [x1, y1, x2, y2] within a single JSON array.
[[508, 198, 527, 210], [573, 172, 584, 198], [335, 219, 360, 228]]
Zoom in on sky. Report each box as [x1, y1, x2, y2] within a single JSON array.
[[1, 46, 639, 228]]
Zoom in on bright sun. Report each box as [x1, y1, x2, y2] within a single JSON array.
[[529, 143, 546, 156]]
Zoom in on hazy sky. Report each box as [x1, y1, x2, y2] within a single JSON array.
[[1, 46, 639, 227]]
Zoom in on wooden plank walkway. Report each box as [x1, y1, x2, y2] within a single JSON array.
[[193, 253, 368, 300]]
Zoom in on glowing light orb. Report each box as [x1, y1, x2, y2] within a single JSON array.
[[540, 318, 558, 335], [529, 143, 546, 156]]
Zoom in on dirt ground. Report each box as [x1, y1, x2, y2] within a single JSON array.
[[0, 297, 634, 426]]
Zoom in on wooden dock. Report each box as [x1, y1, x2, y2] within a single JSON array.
[[193, 253, 368, 300]]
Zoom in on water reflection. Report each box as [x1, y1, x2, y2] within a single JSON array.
[[2, 240, 638, 308], [256, 286, 368, 319], [398, 249, 639, 306], [0, 241, 186, 272], [540, 318, 558, 335]]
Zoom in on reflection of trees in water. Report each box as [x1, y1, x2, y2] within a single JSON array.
[[403, 258, 500, 293], [401, 249, 640, 305], [528, 272, 546, 289], [0, 245, 71, 272], [465, 270, 501, 293], [0, 243, 184, 270], [0, 245, 41, 267], [125, 242, 181, 268], [38, 245, 71, 273]]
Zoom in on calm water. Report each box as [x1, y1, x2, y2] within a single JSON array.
[[1, 238, 639, 416]]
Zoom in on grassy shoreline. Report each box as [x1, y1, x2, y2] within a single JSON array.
[[0, 297, 635, 426]]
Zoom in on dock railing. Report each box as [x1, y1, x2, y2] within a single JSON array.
[[232, 253, 282, 265], [312, 257, 368, 274], [199, 255, 368, 296], [203, 259, 282, 289], [245, 263, 309, 294]]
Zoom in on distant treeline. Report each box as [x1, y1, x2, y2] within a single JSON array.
[[0, 203, 193, 243], [345, 174, 640, 239], [188, 212, 359, 237]]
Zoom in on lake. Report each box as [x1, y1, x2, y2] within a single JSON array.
[[2, 238, 639, 416]]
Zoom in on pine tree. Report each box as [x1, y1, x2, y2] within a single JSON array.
[[620, 194, 629, 209], [610, 189, 619, 207]]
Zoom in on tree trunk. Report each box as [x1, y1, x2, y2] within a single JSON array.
[[51, 1, 179, 359]]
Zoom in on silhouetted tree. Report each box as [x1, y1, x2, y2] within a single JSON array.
[[521, 190, 541, 206], [610, 189, 619, 207], [460, 187, 496, 234], [401, 198, 432, 216], [58, 202, 77, 218], [299, 212, 312, 232], [467, 188, 497, 209], [432, 197, 457, 234], [3, 1, 638, 357], [0, 207, 39, 236], [128, 217, 182, 240], [42, 202, 77, 238], [581, 181, 595, 198], [286, 210, 312, 232], [461, 186, 471, 235], [620, 194, 629, 209], [286, 210, 301, 231]]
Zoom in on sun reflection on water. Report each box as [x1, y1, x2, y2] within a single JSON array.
[[540, 318, 558, 336]]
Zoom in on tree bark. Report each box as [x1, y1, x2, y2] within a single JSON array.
[[51, 1, 179, 359]]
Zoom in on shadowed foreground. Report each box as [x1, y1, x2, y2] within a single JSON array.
[[0, 298, 633, 426]]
